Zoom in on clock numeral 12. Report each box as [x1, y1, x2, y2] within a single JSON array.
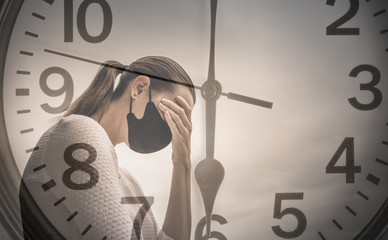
[[326, 137, 361, 183], [272, 193, 307, 239], [326, 0, 360, 35], [64, 0, 112, 43]]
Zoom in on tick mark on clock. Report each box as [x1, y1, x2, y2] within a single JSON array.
[[32, 12, 45, 20], [332, 219, 343, 230], [54, 196, 66, 206], [16, 88, 29, 96], [17, 109, 31, 114], [25, 31, 38, 38], [20, 128, 33, 134], [43, 0, 54, 5], [357, 191, 369, 200], [81, 224, 92, 236], [41, 179, 56, 191], [373, 9, 386, 17], [33, 164, 46, 172], [345, 205, 357, 216], [381, 29, 388, 35], [382, 140, 388, 146], [102, 236, 107, 240], [66, 211, 78, 222], [366, 173, 380, 185], [19, 51, 33, 56], [376, 158, 388, 166], [26, 146, 39, 153], [16, 70, 30, 75], [318, 231, 326, 240]]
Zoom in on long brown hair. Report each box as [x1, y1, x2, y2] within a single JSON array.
[[63, 56, 196, 118]]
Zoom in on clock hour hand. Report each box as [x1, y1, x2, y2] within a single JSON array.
[[221, 91, 273, 109]]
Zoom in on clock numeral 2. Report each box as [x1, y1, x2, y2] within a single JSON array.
[[64, 0, 112, 43], [326, 137, 361, 183], [272, 193, 307, 239], [121, 196, 155, 240], [326, 0, 360, 36], [349, 64, 383, 111]]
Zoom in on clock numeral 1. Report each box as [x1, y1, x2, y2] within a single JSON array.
[[121, 196, 155, 240], [64, 0, 112, 43], [348, 64, 383, 111], [272, 193, 307, 239], [326, 0, 360, 35], [326, 137, 361, 183], [40, 67, 74, 114]]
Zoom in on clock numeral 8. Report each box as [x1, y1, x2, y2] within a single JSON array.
[[348, 64, 383, 111], [40, 67, 74, 114], [64, 0, 112, 43], [272, 193, 307, 239], [62, 143, 99, 190]]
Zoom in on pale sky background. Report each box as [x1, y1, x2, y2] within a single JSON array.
[[2, 0, 388, 239]]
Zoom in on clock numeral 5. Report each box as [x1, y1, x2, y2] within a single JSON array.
[[272, 193, 307, 239], [326, 0, 360, 36], [326, 137, 361, 183], [348, 64, 383, 111], [64, 0, 112, 43], [40, 67, 74, 114], [121, 196, 155, 240]]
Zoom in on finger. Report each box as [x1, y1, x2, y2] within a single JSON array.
[[161, 98, 191, 130], [159, 102, 186, 135], [176, 96, 192, 122], [164, 111, 179, 138]]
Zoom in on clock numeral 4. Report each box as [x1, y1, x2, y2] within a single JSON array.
[[326, 137, 361, 183], [64, 0, 112, 43], [272, 193, 307, 239], [326, 0, 360, 35], [348, 64, 383, 111]]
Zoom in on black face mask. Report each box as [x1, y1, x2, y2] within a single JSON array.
[[126, 86, 172, 153]]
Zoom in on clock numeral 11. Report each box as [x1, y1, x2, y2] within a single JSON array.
[[64, 0, 112, 43]]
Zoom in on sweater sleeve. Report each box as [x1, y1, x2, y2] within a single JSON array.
[[21, 114, 172, 240]]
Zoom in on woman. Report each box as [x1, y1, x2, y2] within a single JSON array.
[[19, 56, 196, 240]]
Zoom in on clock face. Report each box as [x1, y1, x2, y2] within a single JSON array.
[[1, 0, 388, 239]]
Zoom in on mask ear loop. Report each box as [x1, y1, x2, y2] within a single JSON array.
[[149, 83, 152, 103]]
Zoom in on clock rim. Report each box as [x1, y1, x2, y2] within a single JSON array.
[[0, 0, 387, 239]]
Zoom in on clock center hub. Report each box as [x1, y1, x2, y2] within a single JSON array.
[[201, 80, 222, 100]]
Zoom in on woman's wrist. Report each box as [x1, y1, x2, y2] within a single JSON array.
[[172, 158, 191, 173]]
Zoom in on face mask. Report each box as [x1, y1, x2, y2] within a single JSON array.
[[126, 85, 172, 153]]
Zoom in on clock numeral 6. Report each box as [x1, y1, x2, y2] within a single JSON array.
[[348, 64, 383, 111], [62, 143, 99, 190], [326, 137, 361, 183], [195, 214, 228, 240], [272, 193, 307, 239], [121, 196, 156, 240], [40, 67, 74, 114], [326, 0, 360, 36], [64, 0, 112, 43]]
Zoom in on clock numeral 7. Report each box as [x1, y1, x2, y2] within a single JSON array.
[[64, 0, 112, 43], [326, 137, 361, 183], [121, 196, 155, 240], [326, 0, 360, 35], [272, 193, 307, 239]]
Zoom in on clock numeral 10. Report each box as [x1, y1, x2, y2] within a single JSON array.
[[326, 0, 360, 36], [349, 64, 383, 111], [64, 0, 112, 43], [326, 137, 361, 183], [272, 193, 307, 239]]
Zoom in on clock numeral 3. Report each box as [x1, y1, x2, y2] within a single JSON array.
[[121, 196, 155, 240], [326, 0, 360, 36], [272, 193, 307, 239], [326, 137, 361, 183], [64, 0, 113, 43], [195, 214, 228, 240], [40, 67, 74, 114], [62, 143, 99, 190], [348, 64, 383, 111]]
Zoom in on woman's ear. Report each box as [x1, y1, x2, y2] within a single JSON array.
[[130, 75, 150, 99]]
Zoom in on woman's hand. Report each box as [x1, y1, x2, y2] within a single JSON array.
[[158, 96, 192, 171]]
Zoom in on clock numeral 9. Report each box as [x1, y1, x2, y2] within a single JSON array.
[[62, 143, 99, 190], [326, 137, 361, 183], [40, 67, 74, 114], [121, 196, 156, 240], [326, 0, 360, 36], [272, 193, 307, 239], [348, 64, 383, 111], [195, 214, 228, 240], [64, 0, 112, 43]]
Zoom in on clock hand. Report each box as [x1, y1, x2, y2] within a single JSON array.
[[221, 92, 273, 109]]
